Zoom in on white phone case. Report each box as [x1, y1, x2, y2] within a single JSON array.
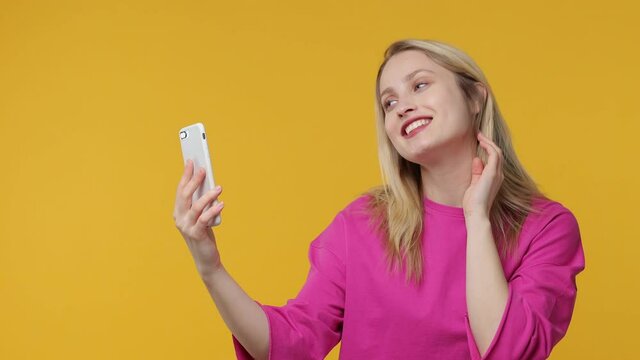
[[179, 122, 221, 226]]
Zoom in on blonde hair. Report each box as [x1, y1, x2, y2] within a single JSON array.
[[363, 39, 546, 286]]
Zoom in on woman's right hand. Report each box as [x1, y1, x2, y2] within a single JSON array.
[[173, 159, 225, 278]]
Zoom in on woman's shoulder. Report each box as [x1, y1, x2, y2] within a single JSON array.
[[518, 195, 583, 260], [308, 195, 375, 263], [335, 193, 376, 222], [527, 195, 579, 229]]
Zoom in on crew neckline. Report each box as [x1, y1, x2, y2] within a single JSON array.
[[423, 196, 465, 218]]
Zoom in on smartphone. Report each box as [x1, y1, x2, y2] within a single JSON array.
[[178, 122, 221, 226]]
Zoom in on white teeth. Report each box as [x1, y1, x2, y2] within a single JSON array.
[[405, 119, 431, 135]]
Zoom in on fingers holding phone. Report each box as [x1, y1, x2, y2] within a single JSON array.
[[174, 159, 222, 226], [173, 159, 225, 275], [190, 181, 225, 228]]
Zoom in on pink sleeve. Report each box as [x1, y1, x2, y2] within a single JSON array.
[[232, 212, 347, 360], [465, 208, 586, 360]]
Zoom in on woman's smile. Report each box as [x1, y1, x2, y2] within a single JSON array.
[[403, 118, 431, 138]]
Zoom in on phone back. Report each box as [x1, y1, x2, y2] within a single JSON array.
[[179, 122, 221, 226]]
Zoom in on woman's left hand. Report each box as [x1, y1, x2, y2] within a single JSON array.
[[462, 132, 505, 219]]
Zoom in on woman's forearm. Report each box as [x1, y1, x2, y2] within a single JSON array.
[[201, 266, 269, 360], [465, 215, 509, 357]]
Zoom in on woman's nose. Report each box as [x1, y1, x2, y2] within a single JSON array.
[[396, 102, 416, 118]]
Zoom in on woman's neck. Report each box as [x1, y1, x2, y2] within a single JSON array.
[[419, 139, 476, 208]]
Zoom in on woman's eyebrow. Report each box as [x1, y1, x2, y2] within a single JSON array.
[[380, 68, 435, 98]]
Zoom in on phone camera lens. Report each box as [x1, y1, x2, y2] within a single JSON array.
[[180, 131, 187, 139]]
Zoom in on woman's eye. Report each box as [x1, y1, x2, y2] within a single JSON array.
[[383, 82, 428, 110], [384, 99, 397, 109]]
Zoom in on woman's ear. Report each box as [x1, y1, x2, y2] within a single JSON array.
[[472, 82, 487, 115]]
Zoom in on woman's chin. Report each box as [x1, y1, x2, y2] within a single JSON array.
[[404, 144, 442, 165]]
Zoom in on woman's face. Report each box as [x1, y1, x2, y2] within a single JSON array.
[[378, 50, 478, 165]]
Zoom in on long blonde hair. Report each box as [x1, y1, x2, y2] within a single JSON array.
[[363, 39, 546, 285]]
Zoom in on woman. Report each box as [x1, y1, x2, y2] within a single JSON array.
[[173, 39, 586, 360]]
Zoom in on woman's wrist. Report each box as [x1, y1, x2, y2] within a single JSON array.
[[464, 213, 491, 230], [199, 262, 226, 285]]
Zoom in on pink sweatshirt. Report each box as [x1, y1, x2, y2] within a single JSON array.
[[232, 194, 586, 359]]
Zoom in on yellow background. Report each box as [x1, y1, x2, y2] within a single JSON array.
[[1, 0, 637, 358]]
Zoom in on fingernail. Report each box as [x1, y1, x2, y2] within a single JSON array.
[[215, 185, 221, 191]]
